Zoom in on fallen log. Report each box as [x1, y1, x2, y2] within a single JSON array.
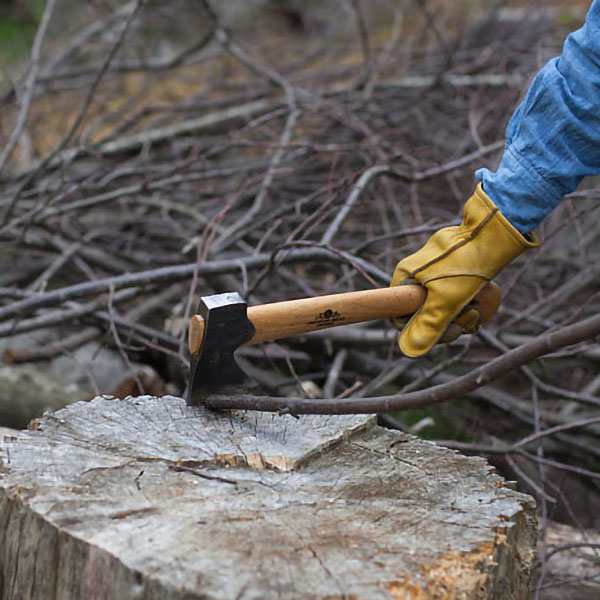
[[539, 521, 600, 599], [0, 396, 537, 599], [0, 426, 16, 438]]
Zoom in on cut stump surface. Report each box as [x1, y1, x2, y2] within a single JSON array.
[[0, 395, 537, 599]]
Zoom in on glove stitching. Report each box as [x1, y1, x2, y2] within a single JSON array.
[[475, 184, 541, 248], [420, 273, 491, 285], [408, 207, 499, 278]]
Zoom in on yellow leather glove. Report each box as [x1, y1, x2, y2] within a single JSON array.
[[391, 184, 540, 357]]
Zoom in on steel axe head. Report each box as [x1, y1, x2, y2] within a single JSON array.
[[186, 292, 255, 407]]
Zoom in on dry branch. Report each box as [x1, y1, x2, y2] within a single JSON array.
[[204, 312, 600, 414]]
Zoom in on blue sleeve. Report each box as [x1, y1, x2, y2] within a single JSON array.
[[475, 0, 600, 234]]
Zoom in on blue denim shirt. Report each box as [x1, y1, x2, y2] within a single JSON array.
[[475, 0, 600, 234]]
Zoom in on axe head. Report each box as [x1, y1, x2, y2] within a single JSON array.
[[186, 292, 256, 407]]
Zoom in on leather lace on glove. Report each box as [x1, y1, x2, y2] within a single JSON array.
[[391, 184, 540, 357]]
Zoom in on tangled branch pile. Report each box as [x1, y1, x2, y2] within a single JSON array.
[[0, 1, 599, 590]]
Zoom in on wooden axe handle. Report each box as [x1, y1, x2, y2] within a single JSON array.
[[188, 282, 501, 354]]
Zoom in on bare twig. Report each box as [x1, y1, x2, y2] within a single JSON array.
[[0, 0, 57, 173], [203, 312, 600, 413]]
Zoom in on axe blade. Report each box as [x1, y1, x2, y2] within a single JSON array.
[[186, 292, 255, 407]]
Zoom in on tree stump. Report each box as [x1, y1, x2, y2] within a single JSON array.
[[0, 396, 537, 599]]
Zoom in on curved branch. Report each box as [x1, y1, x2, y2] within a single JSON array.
[[203, 313, 600, 414]]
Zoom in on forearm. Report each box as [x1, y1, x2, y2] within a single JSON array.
[[476, 0, 600, 234]]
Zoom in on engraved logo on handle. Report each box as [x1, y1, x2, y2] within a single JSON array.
[[307, 309, 345, 327]]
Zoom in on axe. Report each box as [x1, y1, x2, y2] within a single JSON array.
[[186, 283, 501, 406]]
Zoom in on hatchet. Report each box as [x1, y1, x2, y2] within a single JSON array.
[[186, 282, 501, 406]]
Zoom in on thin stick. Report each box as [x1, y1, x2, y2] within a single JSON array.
[[0, 0, 57, 173], [203, 311, 600, 414]]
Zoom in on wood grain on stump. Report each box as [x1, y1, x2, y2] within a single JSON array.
[[0, 396, 537, 600]]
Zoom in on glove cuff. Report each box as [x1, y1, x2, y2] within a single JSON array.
[[471, 184, 541, 250]]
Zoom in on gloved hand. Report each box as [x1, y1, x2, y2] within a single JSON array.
[[391, 184, 540, 357]]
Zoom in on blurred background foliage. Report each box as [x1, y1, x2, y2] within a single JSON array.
[[0, 0, 45, 64]]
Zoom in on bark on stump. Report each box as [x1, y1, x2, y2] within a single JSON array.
[[0, 395, 537, 599]]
